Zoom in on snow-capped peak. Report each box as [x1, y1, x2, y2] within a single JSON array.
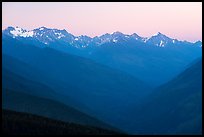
[[38, 26, 47, 31], [112, 31, 126, 38], [112, 31, 124, 35], [9, 26, 34, 38], [152, 32, 162, 37], [152, 32, 167, 38], [144, 32, 173, 47], [131, 33, 140, 37]]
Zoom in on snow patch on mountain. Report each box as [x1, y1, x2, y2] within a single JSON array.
[[54, 32, 65, 39], [159, 40, 165, 47], [39, 28, 44, 31], [143, 37, 150, 43], [113, 39, 118, 43], [152, 32, 161, 37], [10, 27, 34, 37]]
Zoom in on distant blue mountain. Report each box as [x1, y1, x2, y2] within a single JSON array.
[[2, 26, 202, 86]]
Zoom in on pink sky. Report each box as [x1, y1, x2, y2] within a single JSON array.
[[2, 2, 202, 42]]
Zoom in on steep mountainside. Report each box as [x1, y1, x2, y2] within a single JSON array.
[[124, 59, 202, 134]]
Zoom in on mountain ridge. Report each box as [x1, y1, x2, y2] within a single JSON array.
[[2, 26, 202, 48]]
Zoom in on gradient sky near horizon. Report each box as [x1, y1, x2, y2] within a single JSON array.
[[2, 2, 202, 42]]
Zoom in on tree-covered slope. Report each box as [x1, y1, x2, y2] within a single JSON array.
[[2, 109, 122, 135]]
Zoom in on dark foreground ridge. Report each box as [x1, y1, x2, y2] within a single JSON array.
[[2, 109, 122, 135]]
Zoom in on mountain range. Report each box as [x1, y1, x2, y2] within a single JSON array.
[[3, 26, 202, 48], [2, 26, 202, 135], [2, 26, 202, 86]]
